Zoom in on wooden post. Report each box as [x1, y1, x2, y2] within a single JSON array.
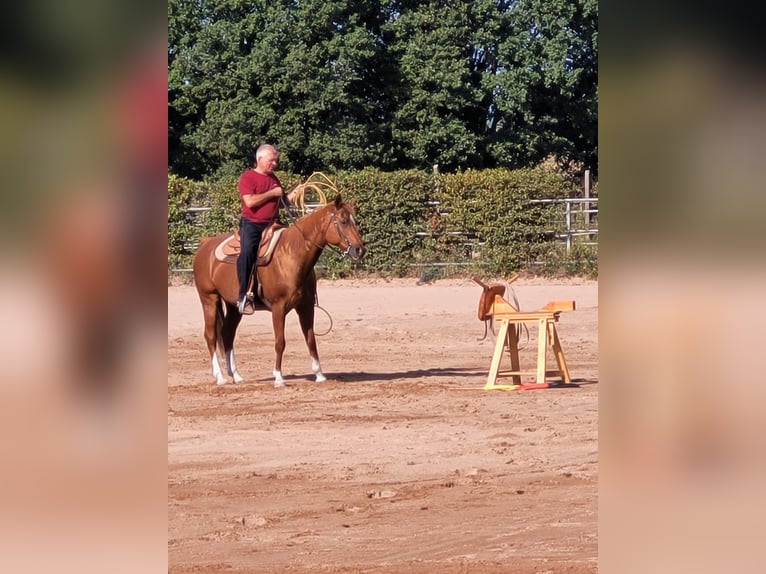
[[536, 318, 547, 384], [548, 321, 571, 383], [487, 320, 510, 387]]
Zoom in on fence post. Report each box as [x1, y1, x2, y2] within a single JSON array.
[[584, 169, 591, 228], [565, 200, 572, 253]]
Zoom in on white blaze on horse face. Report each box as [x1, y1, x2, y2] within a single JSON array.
[[212, 355, 227, 385], [312, 357, 326, 383], [226, 350, 245, 384]]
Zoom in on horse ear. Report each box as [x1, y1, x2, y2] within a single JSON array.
[[334, 194, 342, 208]]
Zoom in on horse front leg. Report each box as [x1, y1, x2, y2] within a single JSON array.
[[271, 306, 288, 388], [296, 300, 326, 383]]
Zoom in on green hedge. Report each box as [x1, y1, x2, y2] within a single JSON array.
[[168, 168, 597, 278], [433, 168, 572, 274], [167, 174, 203, 270]]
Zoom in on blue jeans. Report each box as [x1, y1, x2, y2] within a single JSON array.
[[236, 218, 270, 301]]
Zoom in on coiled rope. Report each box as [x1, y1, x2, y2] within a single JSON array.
[[291, 171, 339, 215]]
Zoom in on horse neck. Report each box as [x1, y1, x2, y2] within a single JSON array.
[[295, 207, 331, 248], [290, 207, 333, 265]]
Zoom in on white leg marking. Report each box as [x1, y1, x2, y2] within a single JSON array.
[[273, 370, 286, 388], [226, 350, 245, 384], [312, 357, 326, 383], [212, 355, 227, 385]]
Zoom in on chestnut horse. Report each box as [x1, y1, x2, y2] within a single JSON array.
[[192, 195, 364, 387]]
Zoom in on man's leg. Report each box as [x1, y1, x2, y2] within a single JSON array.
[[248, 223, 268, 302], [236, 220, 259, 305]]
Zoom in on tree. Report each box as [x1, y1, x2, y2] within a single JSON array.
[[168, 0, 598, 178], [384, 0, 488, 171], [487, 0, 598, 171], [169, 0, 395, 176]]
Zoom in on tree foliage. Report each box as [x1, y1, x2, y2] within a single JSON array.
[[169, 0, 597, 178]]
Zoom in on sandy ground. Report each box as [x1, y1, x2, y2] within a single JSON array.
[[168, 277, 598, 573]]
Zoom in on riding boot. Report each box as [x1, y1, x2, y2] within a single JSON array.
[[248, 270, 260, 305]]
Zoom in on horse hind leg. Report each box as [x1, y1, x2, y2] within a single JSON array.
[[296, 302, 326, 383], [221, 301, 245, 383], [201, 295, 227, 384], [270, 305, 289, 388]]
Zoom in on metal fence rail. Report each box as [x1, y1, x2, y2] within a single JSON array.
[[530, 197, 598, 252], [169, 196, 598, 273]]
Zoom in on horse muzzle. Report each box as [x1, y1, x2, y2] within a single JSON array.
[[344, 245, 365, 261]]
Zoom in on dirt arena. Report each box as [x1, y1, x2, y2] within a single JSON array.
[[168, 277, 598, 573]]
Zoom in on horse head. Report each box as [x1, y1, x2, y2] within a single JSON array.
[[325, 194, 365, 261]]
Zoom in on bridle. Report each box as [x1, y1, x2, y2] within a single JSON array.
[[329, 211, 358, 258], [287, 201, 359, 258]]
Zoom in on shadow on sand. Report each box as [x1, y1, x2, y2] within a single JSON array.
[[252, 368, 598, 387]]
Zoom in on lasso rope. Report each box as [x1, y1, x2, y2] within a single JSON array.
[[290, 172, 339, 215], [477, 276, 530, 349], [281, 172, 342, 333]]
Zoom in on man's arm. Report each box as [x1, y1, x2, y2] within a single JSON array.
[[242, 182, 307, 208], [241, 186, 283, 208]]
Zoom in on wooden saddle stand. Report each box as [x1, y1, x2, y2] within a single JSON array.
[[473, 275, 575, 391]]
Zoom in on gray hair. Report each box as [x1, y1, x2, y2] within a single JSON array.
[[255, 144, 279, 162]]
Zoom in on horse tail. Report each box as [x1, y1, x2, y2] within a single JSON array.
[[215, 298, 225, 360]]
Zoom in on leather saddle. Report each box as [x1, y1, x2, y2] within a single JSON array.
[[214, 223, 286, 265], [472, 276, 507, 321]]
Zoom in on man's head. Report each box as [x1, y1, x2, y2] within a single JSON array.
[[254, 144, 279, 174]]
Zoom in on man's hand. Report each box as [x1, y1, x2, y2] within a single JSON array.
[[286, 184, 304, 203]]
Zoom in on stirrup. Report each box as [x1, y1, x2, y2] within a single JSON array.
[[238, 295, 255, 315]]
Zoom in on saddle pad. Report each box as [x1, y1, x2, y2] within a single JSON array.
[[213, 233, 239, 264]]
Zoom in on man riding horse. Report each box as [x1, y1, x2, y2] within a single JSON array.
[[236, 144, 305, 314], [193, 193, 365, 387]]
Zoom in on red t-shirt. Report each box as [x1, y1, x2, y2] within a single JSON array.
[[238, 169, 283, 223]]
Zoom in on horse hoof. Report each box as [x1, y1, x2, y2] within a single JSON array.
[[216, 379, 228, 385], [273, 380, 286, 389], [315, 373, 327, 383], [233, 375, 245, 384]]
